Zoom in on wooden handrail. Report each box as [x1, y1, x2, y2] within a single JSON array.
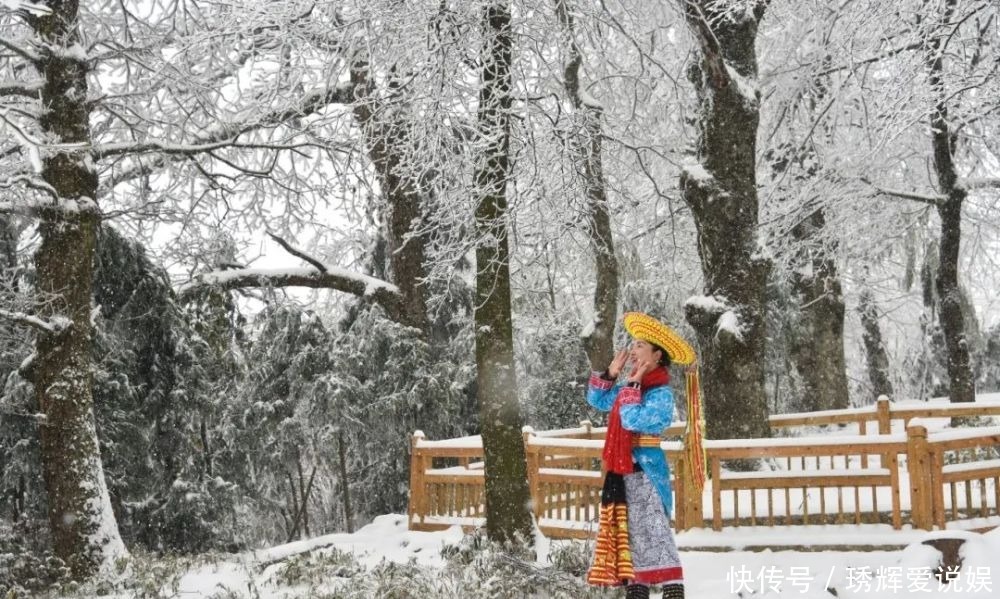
[[409, 403, 1000, 538]]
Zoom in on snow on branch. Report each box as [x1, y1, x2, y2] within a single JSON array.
[[685, 294, 728, 316], [684, 295, 745, 345], [681, 159, 714, 186], [0, 78, 42, 98], [93, 138, 321, 160], [0, 35, 41, 63], [0, 309, 71, 334], [724, 62, 759, 106], [0, 174, 59, 200], [958, 177, 1000, 191], [178, 266, 401, 307], [0, 194, 98, 218], [861, 177, 946, 205], [0, 0, 53, 17], [716, 310, 744, 343]]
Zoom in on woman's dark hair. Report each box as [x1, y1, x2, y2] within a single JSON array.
[[651, 343, 671, 368]]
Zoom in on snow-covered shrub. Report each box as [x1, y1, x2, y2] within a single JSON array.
[[0, 522, 70, 597], [517, 319, 594, 430], [92, 226, 244, 553], [267, 547, 364, 588], [328, 304, 477, 524]]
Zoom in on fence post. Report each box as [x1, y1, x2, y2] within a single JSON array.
[[877, 396, 892, 466], [678, 434, 704, 530], [580, 420, 593, 469], [408, 430, 426, 528], [674, 454, 686, 530], [929, 446, 945, 529], [877, 396, 891, 433], [523, 426, 542, 520], [905, 423, 933, 530]]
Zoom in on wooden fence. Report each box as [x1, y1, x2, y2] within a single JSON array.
[[408, 397, 1000, 538]]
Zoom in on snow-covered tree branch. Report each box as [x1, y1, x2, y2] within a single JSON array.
[[0, 309, 69, 334], [179, 266, 401, 312]]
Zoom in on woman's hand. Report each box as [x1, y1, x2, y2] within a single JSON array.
[[627, 359, 654, 383], [607, 350, 627, 378]]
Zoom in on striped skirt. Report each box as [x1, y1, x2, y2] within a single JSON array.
[[586, 467, 685, 594]]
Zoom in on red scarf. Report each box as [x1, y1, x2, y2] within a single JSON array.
[[602, 366, 670, 474]]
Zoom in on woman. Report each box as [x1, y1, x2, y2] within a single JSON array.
[[585, 312, 687, 599]]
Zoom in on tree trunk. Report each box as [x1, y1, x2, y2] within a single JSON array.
[[554, 0, 619, 371], [337, 431, 353, 533], [31, 0, 128, 577], [858, 289, 895, 399], [678, 1, 771, 441], [472, 0, 533, 544], [0, 216, 16, 275], [925, 0, 975, 403], [350, 63, 430, 333], [788, 211, 850, 411]]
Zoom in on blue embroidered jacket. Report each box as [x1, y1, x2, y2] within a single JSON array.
[[586, 373, 674, 515]]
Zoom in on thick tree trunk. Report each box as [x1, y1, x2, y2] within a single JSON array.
[[350, 63, 430, 333], [473, 0, 533, 544], [31, 0, 128, 577], [858, 289, 895, 399], [555, 0, 619, 371], [926, 0, 975, 403], [678, 1, 771, 441], [788, 211, 850, 411]]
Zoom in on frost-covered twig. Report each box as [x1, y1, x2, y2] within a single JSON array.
[[0, 174, 60, 200], [0, 34, 41, 63], [99, 83, 357, 191], [959, 177, 1000, 191], [861, 177, 946, 205]]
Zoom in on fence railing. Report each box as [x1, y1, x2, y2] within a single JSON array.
[[408, 398, 1000, 539]]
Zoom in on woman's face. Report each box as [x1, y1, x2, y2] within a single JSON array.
[[629, 339, 661, 366]]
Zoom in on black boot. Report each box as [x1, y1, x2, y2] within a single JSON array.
[[625, 584, 649, 599], [661, 583, 685, 599]]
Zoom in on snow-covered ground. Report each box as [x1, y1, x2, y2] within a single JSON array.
[[42, 397, 1000, 598], [47, 514, 1000, 598]]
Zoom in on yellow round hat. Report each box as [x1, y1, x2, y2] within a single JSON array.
[[622, 312, 697, 366]]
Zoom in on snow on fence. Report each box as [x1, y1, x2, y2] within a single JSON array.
[[407, 398, 1000, 539]]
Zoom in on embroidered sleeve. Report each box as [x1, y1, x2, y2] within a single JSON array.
[[619, 385, 641, 405], [619, 385, 675, 433], [589, 370, 614, 391], [586, 371, 622, 412]]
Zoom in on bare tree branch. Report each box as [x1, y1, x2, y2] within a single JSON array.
[[267, 231, 327, 273]]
